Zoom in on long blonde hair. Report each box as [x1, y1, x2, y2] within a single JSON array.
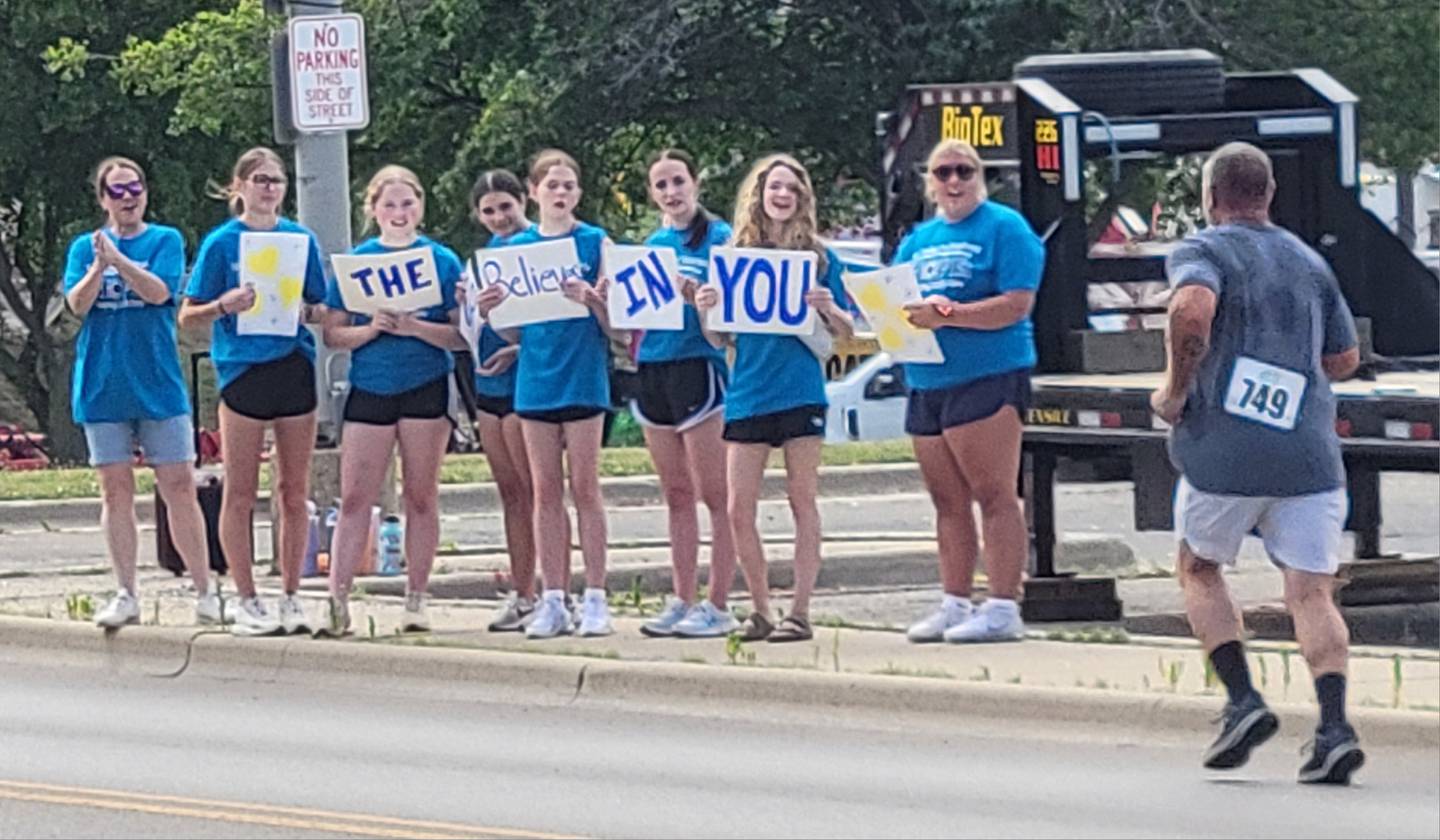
[[731, 154, 826, 269], [362, 164, 426, 233], [924, 139, 988, 205]]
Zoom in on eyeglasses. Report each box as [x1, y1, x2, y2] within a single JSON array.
[[103, 180, 146, 200], [250, 175, 288, 189], [931, 164, 978, 183]]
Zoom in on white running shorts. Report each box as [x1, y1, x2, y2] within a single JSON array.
[[1174, 476, 1348, 575]]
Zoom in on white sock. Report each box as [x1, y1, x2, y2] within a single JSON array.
[[583, 587, 606, 602], [985, 597, 1018, 613], [543, 588, 566, 603], [942, 593, 970, 612]]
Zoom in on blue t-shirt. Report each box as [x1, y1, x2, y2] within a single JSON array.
[[512, 222, 612, 413], [186, 218, 327, 390], [1167, 223, 1357, 497], [638, 219, 732, 375], [893, 202, 1045, 390], [324, 235, 462, 396], [63, 224, 190, 424], [725, 249, 847, 422], [471, 225, 535, 399]]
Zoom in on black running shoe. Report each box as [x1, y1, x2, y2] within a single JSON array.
[[1204, 693, 1280, 769], [1299, 723, 1366, 785]]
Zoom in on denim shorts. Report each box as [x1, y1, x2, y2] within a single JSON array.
[[84, 415, 195, 467]]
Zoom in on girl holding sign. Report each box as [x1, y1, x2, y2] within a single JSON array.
[[508, 150, 623, 640], [466, 168, 544, 631], [694, 153, 854, 643], [322, 165, 464, 636], [181, 147, 327, 637], [65, 156, 219, 629], [632, 149, 739, 638], [895, 139, 1044, 645]]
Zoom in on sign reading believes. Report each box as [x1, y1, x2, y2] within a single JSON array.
[[705, 246, 816, 335], [604, 243, 684, 330], [330, 247, 441, 315], [471, 239, 589, 330], [841, 264, 943, 364], [237, 232, 309, 336]]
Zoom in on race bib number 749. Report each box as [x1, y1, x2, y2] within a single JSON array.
[[1223, 356, 1307, 431]]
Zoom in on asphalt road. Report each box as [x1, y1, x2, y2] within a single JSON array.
[[1, 654, 1436, 839]]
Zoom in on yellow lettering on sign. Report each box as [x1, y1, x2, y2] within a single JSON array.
[[941, 105, 1005, 147], [1026, 407, 1071, 425], [1034, 119, 1059, 144]]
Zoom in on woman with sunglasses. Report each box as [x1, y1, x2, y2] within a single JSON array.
[[65, 156, 219, 629], [180, 147, 327, 637], [896, 139, 1045, 644]]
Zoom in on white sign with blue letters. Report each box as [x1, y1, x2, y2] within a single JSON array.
[[705, 246, 816, 335], [604, 243, 684, 330], [331, 246, 441, 316], [471, 239, 588, 330]]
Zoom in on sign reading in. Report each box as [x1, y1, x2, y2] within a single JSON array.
[[288, 14, 370, 132], [604, 244, 684, 330], [706, 246, 816, 335], [331, 247, 441, 315]]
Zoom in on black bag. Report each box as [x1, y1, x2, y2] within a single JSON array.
[[155, 352, 234, 576]]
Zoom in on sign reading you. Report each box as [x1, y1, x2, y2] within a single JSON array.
[[705, 246, 816, 335]]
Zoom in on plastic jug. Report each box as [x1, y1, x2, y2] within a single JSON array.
[[378, 515, 404, 577]]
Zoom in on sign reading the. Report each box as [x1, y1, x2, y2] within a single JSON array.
[[237, 232, 309, 336], [331, 247, 441, 315], [472, 239, 589, 329], [604, 244, 684, 330], [705, 247, 816, 335], [288, 14, 370, 132], [841, 264, 943, 364]]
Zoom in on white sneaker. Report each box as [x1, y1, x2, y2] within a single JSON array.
[[672, 602, 739, 638], [278, 594, 313, 635], [576, 591, 614, 638], [403, 592, 432, 633], [96, 591, 140, 629], [906, 596, 973, 643], [230, 597, 283, 637], [318, 596, 351, 638], [488, 594, 535, 633], [525, 596, 573, 640], [195, 591, 223, 626], [640, 597, 691, 637], [943, 599, 1025, 643]]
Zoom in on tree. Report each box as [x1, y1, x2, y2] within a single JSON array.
[[0, 0, 221, 462]]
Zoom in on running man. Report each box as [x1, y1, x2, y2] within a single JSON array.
[[1151, 142, 1364, 784]]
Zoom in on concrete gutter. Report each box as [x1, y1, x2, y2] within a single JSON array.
[[2, 615, 1433, 750], [0, 463, 926, 528]]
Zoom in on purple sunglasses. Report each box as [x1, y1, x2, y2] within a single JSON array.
[[104, 180, 146, 200]]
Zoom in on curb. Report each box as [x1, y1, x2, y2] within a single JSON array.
[[0, 464, 927, 527], [2, 615, 1434, 750], [1128, 601, 1440, 648]]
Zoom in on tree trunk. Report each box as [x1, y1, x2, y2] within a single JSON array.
[[43, 343, 86, 465], [1395, 167, 1417, 250]]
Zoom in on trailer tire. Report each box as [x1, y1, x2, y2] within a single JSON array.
[[1015, 50, 1225, 115]]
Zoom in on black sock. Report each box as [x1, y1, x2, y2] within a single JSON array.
[[1315, 672, 1348, 729], [1209, 641, 1256, 705]]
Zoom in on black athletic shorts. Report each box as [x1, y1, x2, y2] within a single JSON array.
[[722, 404, 825, 447], [220, 352, 317, 421], [905, 368, 1031, 436], [344, 376, 449, 426], [632, 358, 725, 430], [516, 405, 607, 425], [473, 392, 515, 419]]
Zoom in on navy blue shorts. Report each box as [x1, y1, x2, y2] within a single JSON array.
[[905, 369, 1031, 436]]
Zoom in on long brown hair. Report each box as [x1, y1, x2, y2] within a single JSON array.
[[210, 146, 286, 216], [731, 153, 826, 270]]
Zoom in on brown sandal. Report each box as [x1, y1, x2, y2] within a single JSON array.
[[768, 615, 813, 643], [737, 612, 774, 642]]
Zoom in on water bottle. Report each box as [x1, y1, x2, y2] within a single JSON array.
[[301, 500, 321, 577], [378, 515, 404, 577]]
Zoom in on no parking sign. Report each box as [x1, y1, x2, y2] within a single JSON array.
[[287, 14, 370, 132]]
